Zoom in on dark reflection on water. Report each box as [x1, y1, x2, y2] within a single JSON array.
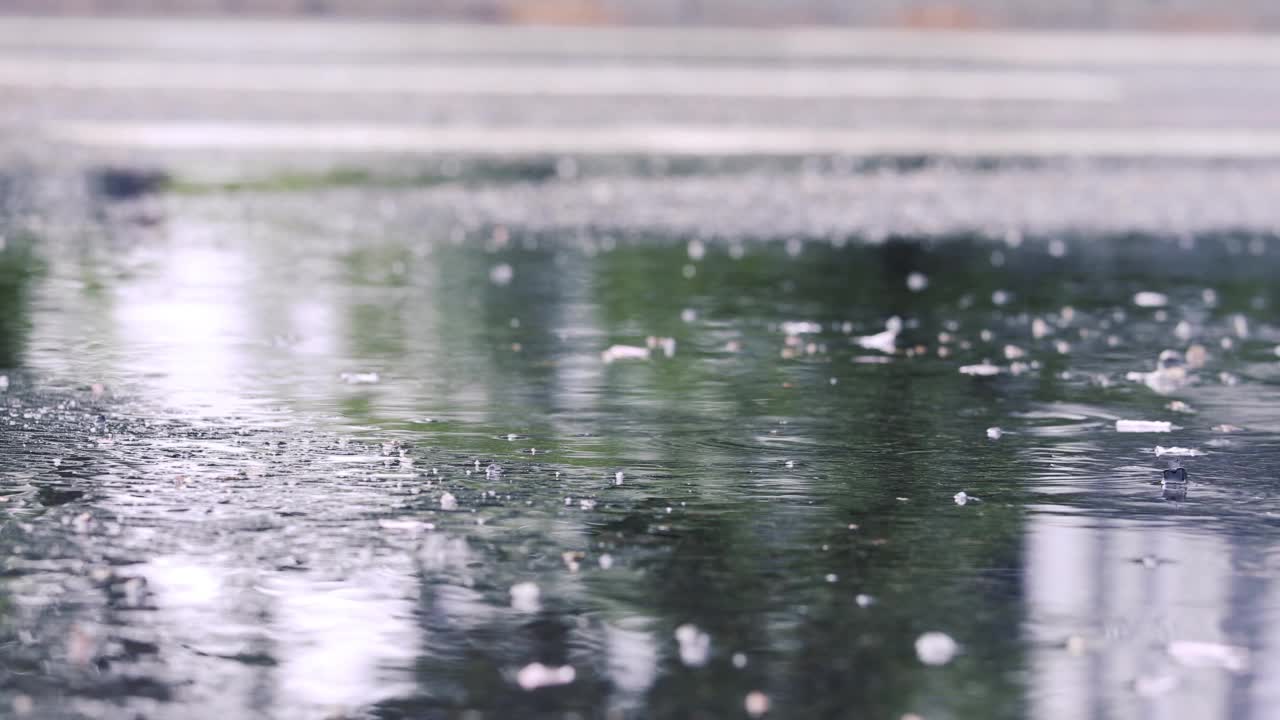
[[2, 178, 1280, 719]]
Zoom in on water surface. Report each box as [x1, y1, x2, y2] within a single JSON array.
[[2, 165, 1280, 719]]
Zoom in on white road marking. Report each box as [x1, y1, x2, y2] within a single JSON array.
[[46, 122, 1280, 159], [0, 18, 1279, 67], [0, 58, 1119, 102]]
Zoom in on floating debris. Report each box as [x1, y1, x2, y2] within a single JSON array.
[[602, 345, 651, 363], [959, 362, 1001, 377], [486, 463, 504, 479], [0, 374, 7, 391], [439, 492, 458, 511], [781, 321, 822, 335], [953, 491, 972, 506], [915, 632, 959, 666], [855, 594, 875, 608], [516, 663, 576, 690], [906, 272, 929, 292], [509, 582, 540, 613], [1133, 291, 1168, 308], [339, 371, 380, 385], [1166, 400, 1195, 414], [1213, 424, 1243, 433], [1116, 420, 1173, 433], [613, 471, 625, 485], [986, 427, 1003, 440], [856, 317, 901, 354], [1167, 641, 1249, 673], [1154, 446, 1204, 457], [675, 624, 711, 667]]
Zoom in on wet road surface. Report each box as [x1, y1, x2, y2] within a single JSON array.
[[3, 17, 1280, 720]]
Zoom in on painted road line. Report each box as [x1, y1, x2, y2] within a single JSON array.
[[1, 18, 1280, 67], [0, 59, 1120, 102], [45, 122, 1280, 158]]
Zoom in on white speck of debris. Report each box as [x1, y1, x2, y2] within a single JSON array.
[[907, 272, 929, 292], [579, 498, 596, 510], [1155, 446, 1204, 457], [516, 663, 576, 690], [1032, 317, 1051, 339], [855, 594, 875, 608], [509, 582, 541, 613], [992, 290, 1011, 306], [745, 691, 771, 717], [856, 316, 901, 354], [825, 573, 838, 583], [782, 320, 822, 335], [339, 371, 380, 384], [614, 471, 625, 485], [1133, 291, 1168, 308], [675, 624, 711, 667], [959, 362, 1001, 377], [687, 239, 706, 261], [681, 308, 698, 323], [785, 460, 796, 469], [598, 554, 614, 570], [1116, 420, 1173, 433], [954, 491, 970, 506], [1003, 345, 1025, 360], [1167, 641, 1249, 673], [489, 263, 514, 286], [601, 345, 650, 364], [916, 632, 959, 666], [1234, 314, 1250, 338], [986, 427, 1003, 440], [1048, 239, 1067, 257], [0, 375, 8, 391], [732, 652, 748, 668], [439, 492, 458, 511]]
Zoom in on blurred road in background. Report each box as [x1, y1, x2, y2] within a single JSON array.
[[3, 17, 1280, 161], [5, 16, 1280, 240]]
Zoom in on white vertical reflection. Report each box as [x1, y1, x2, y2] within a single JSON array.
[[268, 570, 418, 711], [1025, 512, 1258, 720]]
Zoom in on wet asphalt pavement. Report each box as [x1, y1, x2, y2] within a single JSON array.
[[4, 16, 1280, 720]]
